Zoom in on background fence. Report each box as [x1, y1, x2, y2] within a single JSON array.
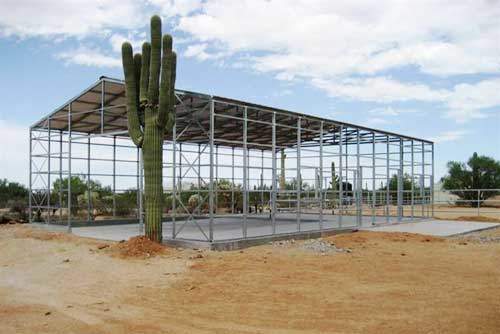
[[433, 188, 500, 220]]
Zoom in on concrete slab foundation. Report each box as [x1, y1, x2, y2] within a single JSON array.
[[31, 216, 500, 250], [362, 219, 500, 237]]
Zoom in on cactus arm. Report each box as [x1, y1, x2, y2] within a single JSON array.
[[133, 53, 145, 127], [121, 42, 143, 147], [139, 42, 150, 104], [148, 15, 162, 106], [157, 35, 175, 128], [168, 52, 177, 130]]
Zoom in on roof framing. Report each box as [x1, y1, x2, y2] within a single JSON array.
[[31, 77, 433, 148]]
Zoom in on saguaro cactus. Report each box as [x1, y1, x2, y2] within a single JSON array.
[[121, 15, 176, 242]]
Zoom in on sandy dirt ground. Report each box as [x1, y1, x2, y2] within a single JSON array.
[[1, 224, 499, 334]]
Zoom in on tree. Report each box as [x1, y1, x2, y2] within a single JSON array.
[[441, 152, 500, 206], [0, 179, 28, 207], [52, 176, 87, 214], [381, 173, 418, 192]]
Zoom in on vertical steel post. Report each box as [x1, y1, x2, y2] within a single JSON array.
[[231, 146, 235, 215], [29, 129, 33, 223], [339, 125, 343, 227], [319, 121, 324, 230], [372, 132, 376, 225], [87, 136, 91, 222], [386, 135, 390, 224], [431, 143, 435, 218], [179, 143, 183, 196], [242, 106, 248, 238], [198, 143, 201, 215], [100, 79, 105, 134], [112, 136, 116, 218], [139, 149, 144, 232], [411, 140, 414, 220], [215, 145, 218, 213], [398, 138, 403, 222], [136, 148, 140, 223], [209, 100, 215, 241], [261, 149, 264, 213], [271, 112, 277, 234], [296, 117, 301, 231], [67, 103, 72, 232], [477, 189, 480, 216], [47, 117, 51, 225], [172, 119, 177, 238], [421, 142, 425, 217], [59, 131, 63, 222], [356, 129, 360, 226]]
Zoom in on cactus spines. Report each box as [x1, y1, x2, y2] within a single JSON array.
[[121, 15, 177, 242]]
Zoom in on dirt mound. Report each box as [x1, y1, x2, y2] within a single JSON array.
[[110, 236, 169, 258], [329, 231, 443, 249], [456, 216, 500, 223]]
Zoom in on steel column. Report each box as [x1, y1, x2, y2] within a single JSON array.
[[67, 103, 72, 232], [139, 148, 143, 232], [421, 142, 425, 217], [47, 117, 51, 225], [231, 146, 235, 214], [386, 135, 390, 224], [242, 106, 248, 238], [296, 117, 301, 231], [319, 121, 324, 230], [411, 140, 414, 220], [87, 136, 91, 222], [398, 138, 403, 222], [271, 112, 277, 234], [29, 129, 32, 223], [209, 100, 215, 241], [356, 129, 360, 226], [215, 145, 218, 213], [172, 119, 177, 238], [112, 136, 116, 218], [431, 143, 435, 217], [100, 80, 105, 134], [59, 131, 63, 222], [261, 150, 264, 213], [339, 125, 343, 227], [372, 132, 376, 225]]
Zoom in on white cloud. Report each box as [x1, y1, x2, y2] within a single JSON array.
[[367, 117, 391, 125], [175, 0, 500, 122], [109, 32, 146, 53], [178, 1, 500, 77], [2, 0, 500, 126], [0, 0, 145, 38], [0, 120, 28, 185], [444, 78, 500, 122], [430, 130, 468, 144], [368, 106, 419, 117], [56, 47, 121, 68], [149, 0, 203, 17], [312, 77, 449, 103]]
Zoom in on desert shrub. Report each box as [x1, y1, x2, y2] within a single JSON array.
[[0, 179, 28, 208]]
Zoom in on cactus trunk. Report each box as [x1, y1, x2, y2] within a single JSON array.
[[122, 15, 176, 243], [143, 110, 164, 241]]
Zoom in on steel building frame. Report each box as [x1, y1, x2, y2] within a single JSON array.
[[29, 77, 434, 242]]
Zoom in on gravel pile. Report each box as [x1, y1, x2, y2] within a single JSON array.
[[271, 238, 352, 254], [458, 235, 500, 244]]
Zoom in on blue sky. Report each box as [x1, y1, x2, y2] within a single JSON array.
[[0, 0, 499, 185]]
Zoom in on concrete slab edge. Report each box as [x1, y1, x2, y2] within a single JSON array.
[[163, 227, 357, 251]]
